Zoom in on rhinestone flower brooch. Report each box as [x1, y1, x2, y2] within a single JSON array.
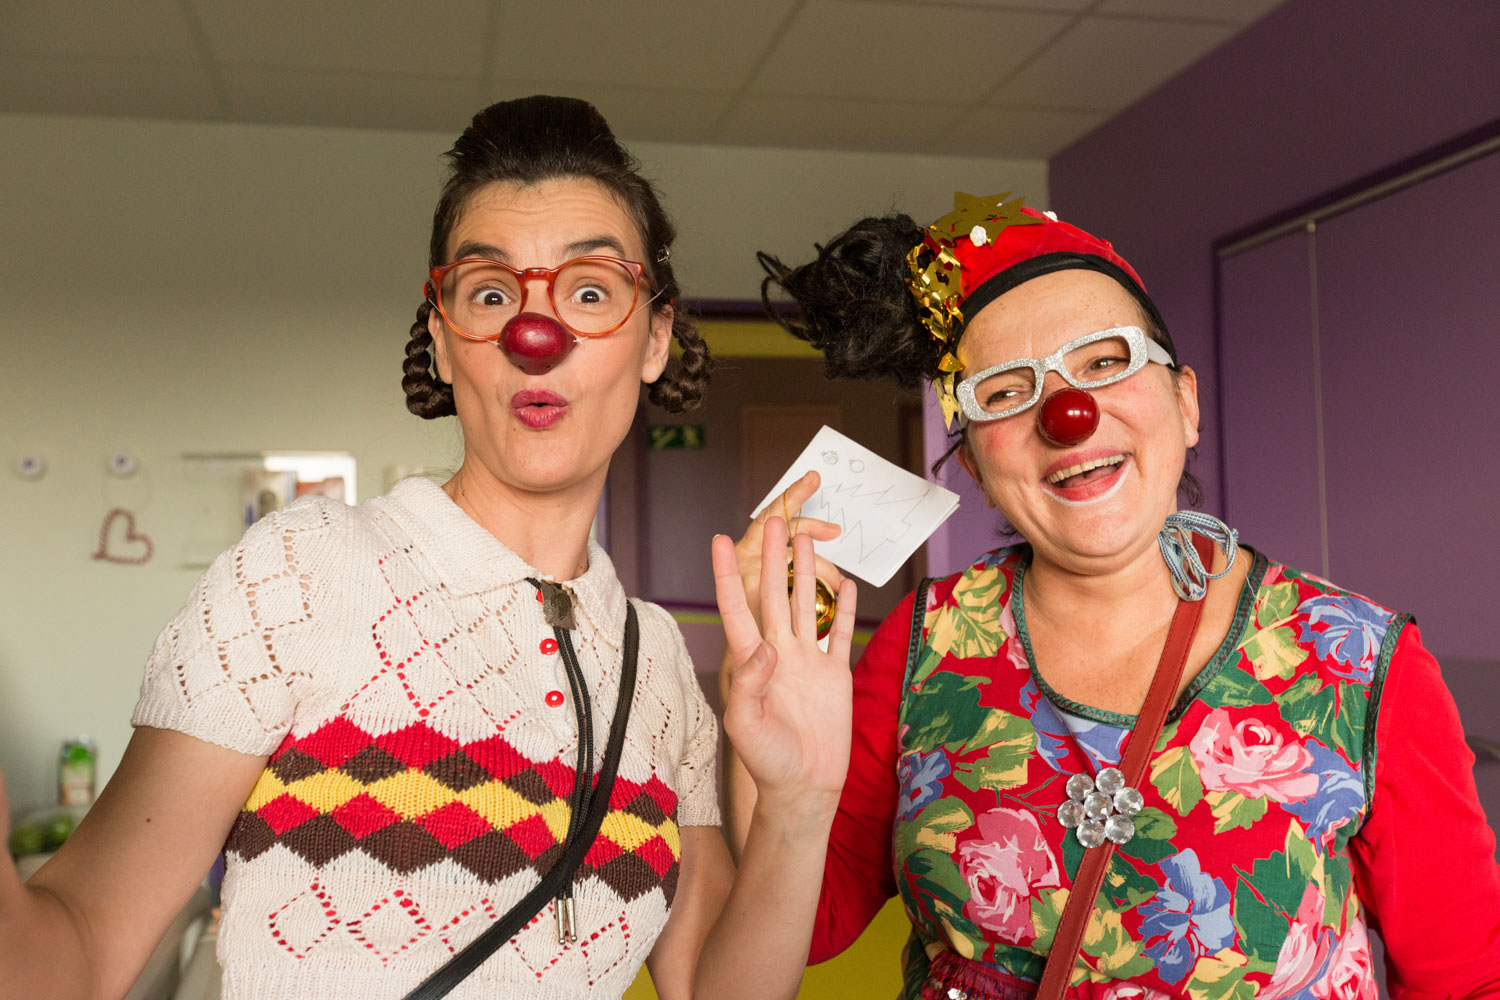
[[1058, 767, 1144, 848]]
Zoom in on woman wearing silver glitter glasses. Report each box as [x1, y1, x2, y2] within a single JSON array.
[[721, 194, 1500, 998]]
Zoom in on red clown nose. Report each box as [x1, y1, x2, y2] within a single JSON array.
[[1037, 387, 1099, 446], [499, 313, 575, 375]]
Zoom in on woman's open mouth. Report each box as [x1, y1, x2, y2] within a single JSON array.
[[1042, 452, 1129, 503], [510, 389, 568, 429]]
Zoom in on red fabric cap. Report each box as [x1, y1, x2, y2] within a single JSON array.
[[936, 205, 1149, 306]]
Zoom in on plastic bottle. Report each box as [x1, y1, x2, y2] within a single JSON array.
[[58, 737, 98, 807]]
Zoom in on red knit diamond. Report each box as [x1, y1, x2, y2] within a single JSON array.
[[295, 717, 374, 769], [376, 724, 460, 770], [505, 814, 558, 860], [419, 801, 490, 850], [583, 836, 623, 867], [607, 775, 643, 810], [637, 774, 678, 816], [635, 835, 677, 877], [258, 793, 320, 835], [535, 759, 576, 800], [463, 734, 527, 781], [331, 793, 401, 840]]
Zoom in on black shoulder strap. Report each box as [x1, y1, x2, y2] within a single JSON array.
[[901, 578, 934, 692], [401, 602, 639, 1000]]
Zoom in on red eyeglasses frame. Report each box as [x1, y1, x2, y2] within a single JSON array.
[[423, 255, 655, 341]]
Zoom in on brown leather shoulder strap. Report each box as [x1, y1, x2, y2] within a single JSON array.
[[1035, 533, 1214, 999]]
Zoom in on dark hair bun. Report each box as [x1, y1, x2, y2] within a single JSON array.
[[758, 215, 940, 390]]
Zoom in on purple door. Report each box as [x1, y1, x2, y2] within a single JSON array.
[[1217, 149, 1500, 856]]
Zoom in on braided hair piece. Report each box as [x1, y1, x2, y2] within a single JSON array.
[[402, 301, 455, 419]]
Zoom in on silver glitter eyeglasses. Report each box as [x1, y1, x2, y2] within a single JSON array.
[[954, 325, 1175, 424]]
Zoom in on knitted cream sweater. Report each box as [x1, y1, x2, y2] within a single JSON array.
[[132, 476, 719, 999]]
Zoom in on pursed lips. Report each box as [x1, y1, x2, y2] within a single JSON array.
[[510, 388, 569, 428]]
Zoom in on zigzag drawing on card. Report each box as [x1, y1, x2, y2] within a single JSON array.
[[752, 427, 960, 587]]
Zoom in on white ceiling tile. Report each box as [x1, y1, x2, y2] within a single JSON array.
[[717, 94, 945, 152], [939, 104, 1106, 157], [192, 0, 492, 77], [0, 56, 224, 120], [0, 1, 1284, 155], [477, 82, 736, 144], [0, 0, 201, 60], [489, 0, 799, 91], [1098, 0, 1289, 22], [990, 15, 1237, 109], [749, 0, 1073, 100], [222, 68, 478, 132], [915, 0, 1091, 10]]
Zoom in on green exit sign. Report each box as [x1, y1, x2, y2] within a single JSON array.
[[648, 425, 705, 450]]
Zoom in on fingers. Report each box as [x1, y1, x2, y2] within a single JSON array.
[[750, 470, 826, 528], [757, 515, 791, 639], [728, 641, 778, 706], [791, 530, 817, 643], [712, 534, 763, 663], [783, 469, 822, 509], [826, 577, 860, 666], [791, 516, 842, 541], [811, 554, 846, 593]]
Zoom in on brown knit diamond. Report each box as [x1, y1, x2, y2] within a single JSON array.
[[450, 828, 537, 882], [342, 744, 406, 784], [359, 820, 449, 874], [425, 750, 491, 792], [620, 790, 669, 827], [269, 747, 327, 784], [502, 768, 557, 806], [226, 810, 277, 861], [280, 814, 359, 867]]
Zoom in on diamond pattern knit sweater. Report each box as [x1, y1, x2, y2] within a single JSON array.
[[131, 476, 719, 999]]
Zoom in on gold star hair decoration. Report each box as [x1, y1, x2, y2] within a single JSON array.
[[929, 191, 1043, 244], [934, 372, 962, 430], [906, 241, 965, 346]]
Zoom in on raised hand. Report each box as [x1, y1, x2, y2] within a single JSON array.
[[712, 516, 857, 812]]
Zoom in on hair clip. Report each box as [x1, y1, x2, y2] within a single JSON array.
[[655, 247, 672, 263]]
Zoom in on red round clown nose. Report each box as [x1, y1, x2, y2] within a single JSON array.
[[1037, 387, 1099, 446], [499, 313, 575, 375]]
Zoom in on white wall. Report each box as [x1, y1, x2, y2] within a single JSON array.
[[0, 111, 1045, 814]]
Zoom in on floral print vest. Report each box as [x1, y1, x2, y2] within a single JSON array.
[[892, 546, 1405, 999]]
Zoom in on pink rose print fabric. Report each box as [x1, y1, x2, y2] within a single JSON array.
[[957, 807, 1061, 944]]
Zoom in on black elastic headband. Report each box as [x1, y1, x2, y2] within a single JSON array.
[[958, 251, 1176, 363]]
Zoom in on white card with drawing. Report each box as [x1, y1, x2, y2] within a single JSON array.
[[751, 426, 960, 587]]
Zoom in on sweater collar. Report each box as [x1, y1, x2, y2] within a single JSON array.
[[379, 476, 629, 648]]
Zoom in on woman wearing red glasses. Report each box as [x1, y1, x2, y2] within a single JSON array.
[[0, 96, 856, 1000]]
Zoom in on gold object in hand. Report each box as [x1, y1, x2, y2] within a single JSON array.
[[787, 565, 837, 640]]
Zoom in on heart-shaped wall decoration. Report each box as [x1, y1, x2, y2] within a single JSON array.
[[93, 507, 154, 565]]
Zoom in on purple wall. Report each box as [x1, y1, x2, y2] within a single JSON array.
[[1218, 232, 1321, 570], [1047, 0, 1500, 514], [1216, 151, 1500, 660], [1311, 152, 1500, 661]]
